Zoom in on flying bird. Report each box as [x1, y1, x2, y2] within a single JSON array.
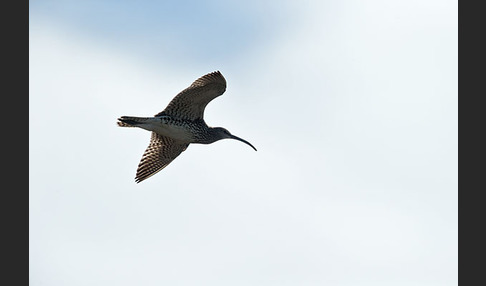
[[117, 71, 257, 183]]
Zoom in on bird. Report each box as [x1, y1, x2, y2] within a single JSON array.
[[117, 71, 257, 183]]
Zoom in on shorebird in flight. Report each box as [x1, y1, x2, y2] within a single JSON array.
[[117, 71, 257, 183]]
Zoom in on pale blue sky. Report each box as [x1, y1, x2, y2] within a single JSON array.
[[30, 0, 294, 69], [30, 1, 457, 285]]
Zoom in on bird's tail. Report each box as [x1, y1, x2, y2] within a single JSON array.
[[117, 116, 154, 127]]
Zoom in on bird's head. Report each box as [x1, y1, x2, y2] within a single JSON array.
[[210, 127, 257, 151]]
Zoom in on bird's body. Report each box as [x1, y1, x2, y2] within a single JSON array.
[[118, 116, 205, 143], [117, 71, 256, 183]]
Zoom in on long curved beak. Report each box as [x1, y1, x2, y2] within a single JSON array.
[[229, 134, 257, 151]]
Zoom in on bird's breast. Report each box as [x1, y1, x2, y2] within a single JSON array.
[[149, 117, 200, 143]]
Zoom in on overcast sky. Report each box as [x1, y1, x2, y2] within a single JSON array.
[[30, 1, 457, 285]]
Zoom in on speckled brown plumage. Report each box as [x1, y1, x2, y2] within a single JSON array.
[[135, 132, 189, 183], [117, 71, 256, 183], [156, 71, 226, 120]]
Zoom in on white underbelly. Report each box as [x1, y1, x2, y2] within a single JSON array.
[[148, 123, 194, 142]]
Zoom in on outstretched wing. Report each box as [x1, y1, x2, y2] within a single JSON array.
[[135, 132, 189, 183], [155, 71, 227, 121]]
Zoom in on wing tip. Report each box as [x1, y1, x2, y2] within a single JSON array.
[[192, 70, 226, 87]]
